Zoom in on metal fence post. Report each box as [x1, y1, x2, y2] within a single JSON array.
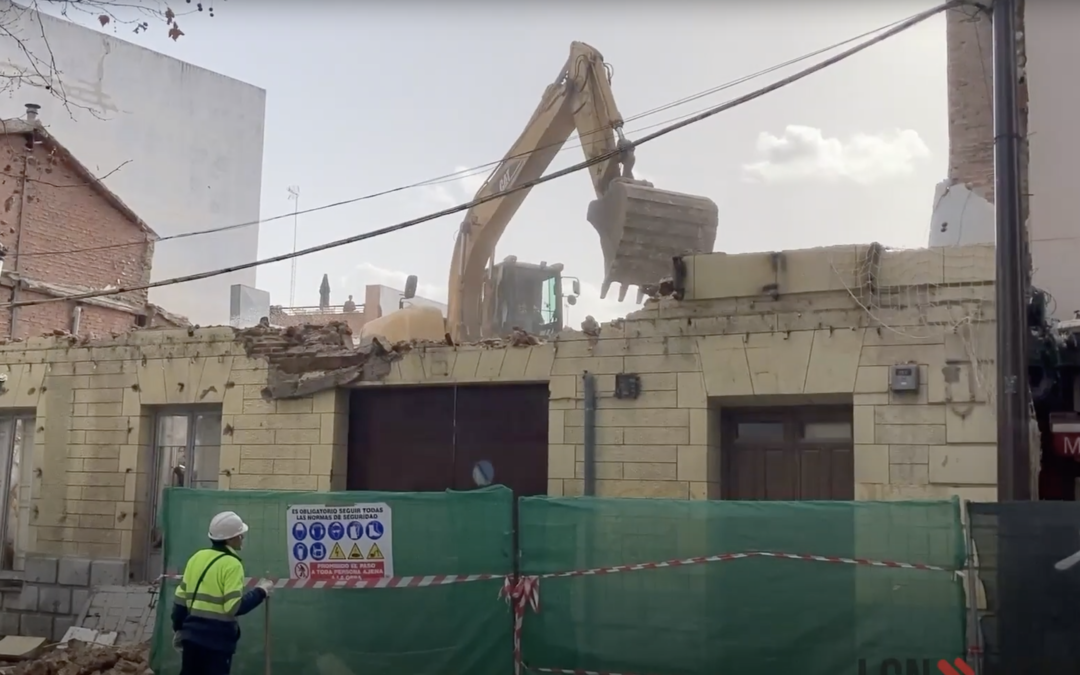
[[964, 500, 983, 675], [582, 371, 596, 496]]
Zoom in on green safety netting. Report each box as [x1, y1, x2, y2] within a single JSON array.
[[517, 497, 966, 675], [153, 489, 965, 675], [151, 486, 515, 675]]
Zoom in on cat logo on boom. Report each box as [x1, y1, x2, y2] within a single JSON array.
[[367, 543, 384, 560], [348, 543, 364, 560]]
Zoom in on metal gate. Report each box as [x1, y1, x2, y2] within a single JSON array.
[[347, 383, 549, 496], [968, 501, 1080, 674]]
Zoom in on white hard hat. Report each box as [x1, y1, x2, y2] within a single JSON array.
[[208, 511, 249, 541]]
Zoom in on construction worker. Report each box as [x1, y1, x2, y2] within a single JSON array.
[[172, 511, 275, 675]]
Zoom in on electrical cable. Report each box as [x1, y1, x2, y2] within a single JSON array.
[[1, 0, 955, 310], [16, 9, 923, 260]]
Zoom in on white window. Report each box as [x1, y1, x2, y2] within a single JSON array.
[[0, 416, 34, 572], [147, 410, 221, 578]]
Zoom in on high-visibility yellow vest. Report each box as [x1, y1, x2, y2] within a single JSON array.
[[174, 547, 247, 621]]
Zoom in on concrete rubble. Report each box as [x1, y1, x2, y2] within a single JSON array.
[[0, 641, 149, 675], [235, 320, 545, 398]]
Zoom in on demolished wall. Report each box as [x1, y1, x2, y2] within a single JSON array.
[[0, 243, 1001, 643]]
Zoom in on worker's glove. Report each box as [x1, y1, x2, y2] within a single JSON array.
[[172, 632, 183, 654], [256, 579, 275, 597]]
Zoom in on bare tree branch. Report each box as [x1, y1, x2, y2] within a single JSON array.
[[0, 0, 221, 116]]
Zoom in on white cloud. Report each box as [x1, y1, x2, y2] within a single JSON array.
[[420, 165, 490, 208], [742, 125, 930, 185]]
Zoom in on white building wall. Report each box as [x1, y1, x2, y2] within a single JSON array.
[[376, 285, 448, 317], [0, 4, 265, 325], [1025, 3, 1080, 320]]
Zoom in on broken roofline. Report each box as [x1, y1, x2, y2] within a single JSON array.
[[3, 272, 191, 325], [0, 117, 159, 240]]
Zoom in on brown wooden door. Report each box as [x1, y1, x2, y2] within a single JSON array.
[[721, 406, 854, 500], [347, 384, 549, 497]]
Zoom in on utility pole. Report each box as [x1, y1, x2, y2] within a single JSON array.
[[287, 186, 301, 307], [993, 0, 1031, 501]]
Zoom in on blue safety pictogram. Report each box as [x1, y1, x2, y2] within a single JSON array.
[[328, 521, 345, 541], [347, 521, 364, 541], [291, 522, 307, 541], [292, 542, 308, 562], [366, 521, 384, 541], [309, 522, 326, 541], [310, 541, 327, 561]]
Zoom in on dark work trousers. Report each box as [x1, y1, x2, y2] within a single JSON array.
[[180, 642, 234, 675]]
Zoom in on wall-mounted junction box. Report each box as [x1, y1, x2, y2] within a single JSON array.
[[889, 364, 920, 392]]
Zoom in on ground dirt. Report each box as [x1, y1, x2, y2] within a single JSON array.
[[3, 641, 150, 675]]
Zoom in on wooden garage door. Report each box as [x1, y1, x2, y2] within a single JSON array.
[[721, 406, 854, 500], [347, 384, 549, 497]]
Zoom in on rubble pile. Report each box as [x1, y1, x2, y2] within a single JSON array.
[[7, 641, 150, 675], [235, 320, 354, 356]]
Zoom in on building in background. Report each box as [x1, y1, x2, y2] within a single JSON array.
[[0, 2, 265, 325], [936, 4, 1079, 321], [229, 284, 272, 329], [0, 109, 186, 339], [268, 277, 447, 337]]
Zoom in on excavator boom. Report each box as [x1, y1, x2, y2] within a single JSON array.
[[442, 41, 718, 341]]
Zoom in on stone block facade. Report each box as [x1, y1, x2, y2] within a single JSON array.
[[0, 555, 125, 640], [371, 244, 999, 504], [0, 327, 349, 576], [0, 244, 999, 590]]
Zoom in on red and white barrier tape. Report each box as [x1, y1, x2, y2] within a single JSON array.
[[499, 551, 952, 675], [161, 571, 504, 589], [165, 549, 952, 675], [161, 549, 949, 590], [530, 667, 661, 675]]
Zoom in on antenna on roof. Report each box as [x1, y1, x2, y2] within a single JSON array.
[[287, 185, 300, 306]]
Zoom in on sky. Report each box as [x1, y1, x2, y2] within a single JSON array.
[[39, 0, 946, 327]]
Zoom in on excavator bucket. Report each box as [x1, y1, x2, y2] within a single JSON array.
[[587, 178, 719, 301]]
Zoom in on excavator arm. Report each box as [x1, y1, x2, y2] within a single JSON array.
[[446, 41, 718, 342]]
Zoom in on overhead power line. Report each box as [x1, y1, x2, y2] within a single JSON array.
[[17, 10, 920, 261], [2, 1, 955, 311]]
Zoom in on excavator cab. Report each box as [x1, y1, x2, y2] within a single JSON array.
[[484, 257, 575, 338]]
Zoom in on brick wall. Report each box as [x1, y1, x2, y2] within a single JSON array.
[[946, 4, 995, 201], [0, 132, 154, 339], [0, 289, 142, 340]]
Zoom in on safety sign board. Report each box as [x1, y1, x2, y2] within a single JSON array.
[[286, 503, 394, 581]]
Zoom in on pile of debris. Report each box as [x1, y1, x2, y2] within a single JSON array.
[[235, 320, 355, 357], [3, 641, 149, 675]]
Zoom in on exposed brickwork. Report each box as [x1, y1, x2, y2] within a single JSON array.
[[269, 305, 370, 335], [946, 2, 1033, 278], [946, 5, 995, 201], [0, 128, 155, 340], [0, 289, 140, 340]]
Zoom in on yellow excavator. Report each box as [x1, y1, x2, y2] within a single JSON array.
[[361, 41, 718, 344]]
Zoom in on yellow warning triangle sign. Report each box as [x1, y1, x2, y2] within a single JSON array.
[[329, 542, 345, 560], [367, 543, 384, 560], [348, 543, 364, 560]]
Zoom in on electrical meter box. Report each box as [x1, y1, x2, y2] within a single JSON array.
[[889, 364, 920, 392]]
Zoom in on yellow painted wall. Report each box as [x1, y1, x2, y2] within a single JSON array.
[[371, 244, 1000, 503], [0, 243, 1000, 565], [0, 327, 348, 563]]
